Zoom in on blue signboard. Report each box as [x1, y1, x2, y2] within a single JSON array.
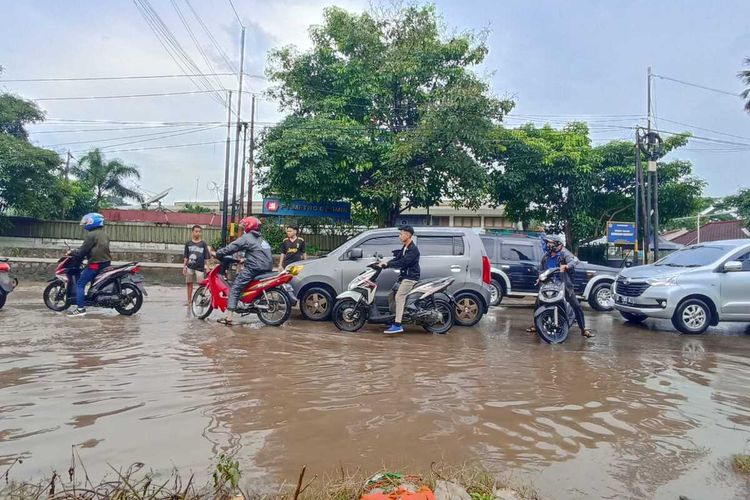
[[607, 222, 637, 246], [262, 197, 351, 221]]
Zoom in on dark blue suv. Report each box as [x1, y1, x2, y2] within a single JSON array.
[[480, 234, 618, 311]]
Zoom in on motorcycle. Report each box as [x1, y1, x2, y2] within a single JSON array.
[[332, 261, 456, 334], [0, 258, 18, 310], [533, 267, 574, 344], [190, 257, 301, 326], [43, 253, 146, 315]]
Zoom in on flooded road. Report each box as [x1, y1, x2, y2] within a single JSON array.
[[1, 284, 749, 499]]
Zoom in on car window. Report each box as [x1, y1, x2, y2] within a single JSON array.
[[501, 242, 535, 262], [481, 237, 496, 260], [419, 236, 465, 256], [655, 245, 733, 267], [357, 236, 401, 258]]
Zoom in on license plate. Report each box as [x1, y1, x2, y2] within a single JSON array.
[[616, 295, 634, 305]]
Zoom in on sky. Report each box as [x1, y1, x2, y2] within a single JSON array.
[[1, 0, 749, 205]]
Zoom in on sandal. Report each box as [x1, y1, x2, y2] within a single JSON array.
[[217, 318, 234, 326], [581, 329, 595, 338], [525, 325, 537, 333]]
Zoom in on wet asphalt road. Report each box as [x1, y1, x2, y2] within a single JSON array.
[[1, 284, 749, 499]]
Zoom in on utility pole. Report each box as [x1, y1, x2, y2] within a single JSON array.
[[247, 94, 256, 216], [230, 26, 246, 227], [239, 122, 248, 219], [634, 138, 640, 266], [647, 66, 660, 261], [221, 90, 233, 246], [61, 150, 72, 219]]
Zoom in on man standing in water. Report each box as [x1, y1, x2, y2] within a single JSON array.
[[382, 225, 420, 334], [183, 225, 211, 305]]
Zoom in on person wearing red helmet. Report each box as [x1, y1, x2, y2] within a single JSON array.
[[212, 216, 273, 326]]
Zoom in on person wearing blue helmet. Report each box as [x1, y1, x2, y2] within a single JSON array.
[[68, 212, 112, 317]]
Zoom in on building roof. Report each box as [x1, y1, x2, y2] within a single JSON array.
[[102, 209, 224, 227], [671, 220, 750, 245]]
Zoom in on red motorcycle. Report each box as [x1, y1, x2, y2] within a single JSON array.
[[0, 258, 18, 310], [190, 257, 302, 326]]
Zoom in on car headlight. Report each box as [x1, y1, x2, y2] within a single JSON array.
[[646, 274, 679, 287]]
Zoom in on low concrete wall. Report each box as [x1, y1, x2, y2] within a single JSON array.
[[0, 236, 183, 264]]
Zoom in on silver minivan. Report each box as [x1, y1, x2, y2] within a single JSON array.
[[291, 227, 492, 326], [613, 239, 750, 334]]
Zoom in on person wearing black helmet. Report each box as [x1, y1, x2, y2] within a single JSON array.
[[526, 234, 595, 338], [381, 224, 420, 334]]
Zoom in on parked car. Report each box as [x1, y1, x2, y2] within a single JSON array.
[[613, 240, 750, 334], [291, 227, 492, 327], [480, 234, 619, 311]]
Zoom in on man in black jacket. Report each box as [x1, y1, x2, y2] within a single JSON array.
[[382, 225, 420, 334]]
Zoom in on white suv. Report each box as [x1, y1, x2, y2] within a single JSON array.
[[613, 239, 750, 334]]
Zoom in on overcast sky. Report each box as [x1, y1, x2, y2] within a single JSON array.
[[1, 0, 749, 205]]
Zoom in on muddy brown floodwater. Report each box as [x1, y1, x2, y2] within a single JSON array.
[[1, 285, 749, 499]]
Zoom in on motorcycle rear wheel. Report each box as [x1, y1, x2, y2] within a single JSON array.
[[43, 281, 71, 312], [332, 298, 367, 332], [191, 285, 213, 320], [423, 299, 455, 334], [257, 288, 292, 326], [114, 283, 143, 315], [534, 307, 569, 344]]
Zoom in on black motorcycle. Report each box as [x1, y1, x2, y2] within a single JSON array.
[[332, 261, 456, 334], [533, 268, 574, 344], [0, 258, 18, 310], [43, 253, 146, 315]]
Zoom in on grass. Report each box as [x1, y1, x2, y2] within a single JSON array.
[[1, 456, 539, 500], [732, 454, 750, 475]]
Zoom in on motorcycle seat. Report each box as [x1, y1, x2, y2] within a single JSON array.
[[98, 263, 133, 274]]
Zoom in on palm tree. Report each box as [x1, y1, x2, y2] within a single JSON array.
[[741, 57, 750, 113], [73, 148, 143, 210]]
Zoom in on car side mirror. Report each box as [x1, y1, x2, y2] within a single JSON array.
[[349, 248, 363, 260], [723, 260, 743, 272]]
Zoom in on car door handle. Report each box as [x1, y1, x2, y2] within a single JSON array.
[[501, 265, 510, 270], [450, 265, 462, 272]]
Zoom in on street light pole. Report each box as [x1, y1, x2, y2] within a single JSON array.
[[239, 122, 248, 219], [221, 90, 233, 246], [230, 26, 246, 227]]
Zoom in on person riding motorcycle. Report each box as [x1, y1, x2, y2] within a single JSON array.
[[526, 235, 594, 338], [69, 212, 112, 317], [211, 216, 273, 326]]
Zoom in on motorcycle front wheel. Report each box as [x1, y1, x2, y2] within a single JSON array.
[[43, 281, 71, 312], [534, 307, 569, 344], [191, 285, 213, 320], [332, 298, 367, 332], [423, 299, 455, 334], [257, 288, 292, 326]]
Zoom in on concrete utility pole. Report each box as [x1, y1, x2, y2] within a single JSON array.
[[221, 90, 233, 246], [61, 150, 72, 219], [239, 122, 248, 219], [247, 94, 256, 216], [230, 26, 246, 226]]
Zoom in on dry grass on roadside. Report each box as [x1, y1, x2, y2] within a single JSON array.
[[732, 454, 750, 475]]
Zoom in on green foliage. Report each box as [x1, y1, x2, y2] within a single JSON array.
[[58, 179, 97, 220], [259, 4, 513, 226], [0, 94, 45, 140], [179, 203, 212, 213], [212, 453, 241, 491], [73, 148, 143, 210], [740, 57, 750, 113], [489, 124, 705, 248], [260, 218, 286, 253], [722, 188, 750, 228]]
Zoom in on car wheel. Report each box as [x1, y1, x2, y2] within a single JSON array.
[[620, 311, 647, 323], [454, 292, 483, 327], [489, 279, 504, 307], [588, 281, 614, 311], [300, 286, 333, 321], [672, 298, 711, 335]]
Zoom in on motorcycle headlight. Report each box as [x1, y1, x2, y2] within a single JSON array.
[[646, 274, 679, 287]]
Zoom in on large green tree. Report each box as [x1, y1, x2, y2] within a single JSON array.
[[73, 148, 143, 210], [259, 5, 512, 226], [490, 123, 705, 249], [722, 188, 750, 227], [0, 94, 62, 218]]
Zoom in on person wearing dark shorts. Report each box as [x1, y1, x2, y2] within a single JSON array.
[[278, 225, 307, 270], [183, 225, 211, 304]]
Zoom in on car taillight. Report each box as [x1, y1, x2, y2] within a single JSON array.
[[482, 256, 491, 284], [130, 266, 141, 274]]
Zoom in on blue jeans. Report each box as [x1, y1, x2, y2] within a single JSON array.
[[76, 261, 110, 308]]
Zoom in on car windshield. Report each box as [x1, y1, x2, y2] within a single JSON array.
[[654, 245, 731, 267]]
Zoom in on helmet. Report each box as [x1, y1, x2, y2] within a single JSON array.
[[543, 234, 564, 254], [80, 212, 104, 231], [238, 216, 261, 233]]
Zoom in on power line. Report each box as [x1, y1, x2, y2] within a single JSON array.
[[29, 123, 217, 134], [227, 0, 243, 26], [652, 73, 739, 97], [184, 0, 237, 73], [71, 139, 233, 156], [0, 72, 236, 83], [32, 89, 220, 101], [654, 117, 750, 142], [43, 125, 220, 148]]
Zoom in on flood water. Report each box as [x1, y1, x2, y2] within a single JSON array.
[[1, 285, 749, 499]]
